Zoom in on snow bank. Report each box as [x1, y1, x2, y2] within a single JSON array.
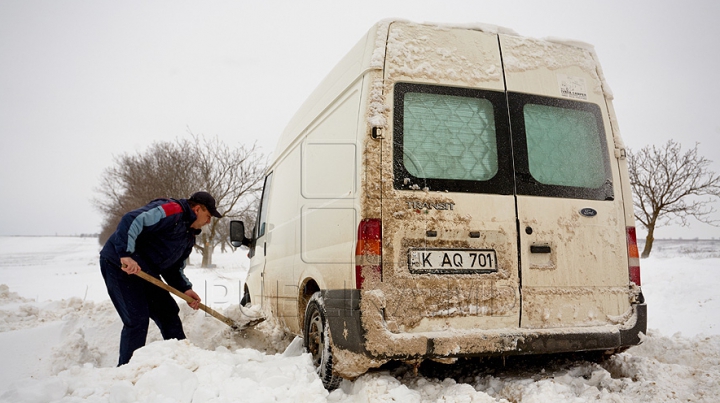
[[1, 338, 328, 403]]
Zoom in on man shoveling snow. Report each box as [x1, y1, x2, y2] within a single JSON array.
[[99, 191, 221, 365]]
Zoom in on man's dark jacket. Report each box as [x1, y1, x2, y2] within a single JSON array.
[[100, 198, 200, 291]]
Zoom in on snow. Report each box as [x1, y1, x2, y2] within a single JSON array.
[[1, 236, 719, 402]]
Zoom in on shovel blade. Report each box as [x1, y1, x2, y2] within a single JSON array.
[[232, 316, 266, 331]]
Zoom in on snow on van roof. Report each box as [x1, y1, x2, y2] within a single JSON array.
[[544, 36, 597, 51], [544, 35, 616, 102], [429, 21, 521, 36]]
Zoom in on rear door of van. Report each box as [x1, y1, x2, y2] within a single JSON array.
[[499, 35, 631, 329], [379, 22, 521, 333]]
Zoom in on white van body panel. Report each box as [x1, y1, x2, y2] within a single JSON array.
[[237, 20, 645, 380]]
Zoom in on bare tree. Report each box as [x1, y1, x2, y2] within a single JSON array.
[[627, 140, 720, 257], [95, 140, 200, 225], [94, 135, 266, 267], [190, 135, 266, 267]]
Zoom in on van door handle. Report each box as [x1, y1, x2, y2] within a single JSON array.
[[530, 245, 551, 254]]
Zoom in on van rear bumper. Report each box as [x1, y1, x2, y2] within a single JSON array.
[[322, 289, 647, 360]]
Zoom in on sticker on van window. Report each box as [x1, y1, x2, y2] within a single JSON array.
[[557, 74, 588, 100]]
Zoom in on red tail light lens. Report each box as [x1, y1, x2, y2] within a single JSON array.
[[355, 218, 382, 289], [626, 227, 641, 286]]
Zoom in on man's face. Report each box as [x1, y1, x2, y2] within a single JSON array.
[[191, 205, 212, 229]]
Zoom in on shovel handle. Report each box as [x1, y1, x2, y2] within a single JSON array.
[[134, 270, 238, 329]]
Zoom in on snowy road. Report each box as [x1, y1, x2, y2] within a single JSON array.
[[0, 236, 719, 402]]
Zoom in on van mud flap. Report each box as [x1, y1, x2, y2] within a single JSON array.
[[322, 289, 647, 358], [321, 289, 368, 354]]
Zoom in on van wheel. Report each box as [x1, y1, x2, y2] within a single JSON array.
[[304, 292, 342, 390]]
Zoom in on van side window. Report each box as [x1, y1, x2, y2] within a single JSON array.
[[393, 82, 514, 195], [256, 172, 273, 239]]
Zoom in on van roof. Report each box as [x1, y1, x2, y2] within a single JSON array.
[[271, 20, 605, 163]]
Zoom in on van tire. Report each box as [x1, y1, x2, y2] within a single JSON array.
[[303, 292, 341, 390]]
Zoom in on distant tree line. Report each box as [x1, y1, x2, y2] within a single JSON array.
[[94, 134, 266, 267]]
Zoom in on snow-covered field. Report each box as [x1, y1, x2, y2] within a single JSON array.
[[0, 236, 719, 402]]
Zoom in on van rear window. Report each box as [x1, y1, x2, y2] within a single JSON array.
[[508, 93, 613, 201], [403, 92, 498, 181], [523, 104, 605, 189], [393, 83, 514, 195]]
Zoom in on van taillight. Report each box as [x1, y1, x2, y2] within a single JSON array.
[[355, 218, 382, 289], [626, 227, 641, 286]]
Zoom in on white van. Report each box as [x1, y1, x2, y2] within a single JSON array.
[[230, 20, 646, 389]]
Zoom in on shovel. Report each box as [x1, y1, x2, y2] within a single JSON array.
[[133, 270, 264, 331]]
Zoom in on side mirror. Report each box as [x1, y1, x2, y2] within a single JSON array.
[[229, 220, 252, 247]]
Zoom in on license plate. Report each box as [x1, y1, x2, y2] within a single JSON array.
[[409, 248, 498, 274]]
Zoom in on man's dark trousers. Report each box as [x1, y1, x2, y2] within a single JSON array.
[[100, 257, 187, 366]]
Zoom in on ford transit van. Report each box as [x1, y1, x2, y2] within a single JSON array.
[[230, 20, 646, 389]]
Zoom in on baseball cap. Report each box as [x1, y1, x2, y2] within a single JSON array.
[[189, 191, 222, 218]]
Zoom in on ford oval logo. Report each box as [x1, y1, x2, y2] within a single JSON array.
[[580, 208, 597, 217]]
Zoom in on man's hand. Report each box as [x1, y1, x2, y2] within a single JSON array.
[[184, 289, 201, 310], [120, 257, 141, 274]]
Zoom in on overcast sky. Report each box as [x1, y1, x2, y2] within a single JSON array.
[[1, 0, 719, 239]]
